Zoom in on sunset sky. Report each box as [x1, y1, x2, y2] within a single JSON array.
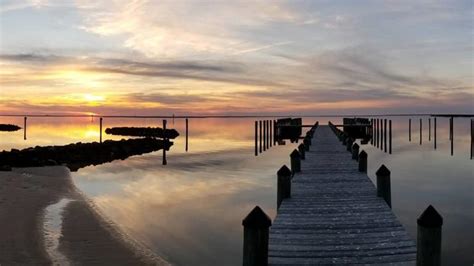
[[0, 0, 472, 116]]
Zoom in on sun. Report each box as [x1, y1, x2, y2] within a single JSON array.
[[83, 94, 105, 103]]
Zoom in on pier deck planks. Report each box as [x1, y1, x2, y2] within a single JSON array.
[[269, 126, 416, 265]]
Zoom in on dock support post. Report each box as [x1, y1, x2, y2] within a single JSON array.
[[450, 117, 453, 156], [471, 119, 473, 160], [370, 119, 374, 145], [263, 121, 267, 152], [259, 121, 262, 153], [255, 121, 258, 156], [290, 149, 301, 174], [384, 119, 387, 152], [409, 119, 412, 142], [162, 119, 167, 165], [99, 117, 103, 143], [303, 137, 310, 151], [380, 119, 384, 150], [434, 118, 437, 149], [420, 118, 422, 145], [185, 118, 189, 152], [242, 206, 272, 266], [277, 165, 292, 209], [376, 119, 380, 148], [389, 120, 392, 154], [273, 120, 277, 145], [346, 138, 353, 152], [358, 150, 367, 173], [269, 120, 272, 148], [417, 205, 443, 266], [23, 116, 27, 140], [429, 118, 431, 141], [352, 143, 359, 161], [298, 143, 306, 160], [376, 165, 391, 208]]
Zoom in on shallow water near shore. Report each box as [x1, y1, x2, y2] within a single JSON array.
[[1, 116, 473, 265]]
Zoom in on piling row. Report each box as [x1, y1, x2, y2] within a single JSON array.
[[255, 120, 276, 156], [242, 122, 443, 266]]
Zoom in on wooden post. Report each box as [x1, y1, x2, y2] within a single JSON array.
[[450, 117, 454, 156], [384, 119, 387, 152], [352, 143, 359, 161], [185, 118, 189, 152], [420, 118, 422, 145], [376, 119, 380, 148], [290, 149, 301, 174], [269, 120, 272, 148], [358, 150, 367, 173], [303, 138, 310, 151], [471, 119, 473, 160], [242, 206, 272, 266], [259, 121, 262, 153], [434, 117, 437, 150], [417, 205, 443, 266], [273, 120, 277, 145], [298, 143, 305, 160], [376, 165, 391, 208], [255, 121, 258, 156], [380, 119, 384, 150], [370, 118, 374, 145], [409, 118, 412, 142], [99, 117, 103, 143], [263, 121, 267, 152], [389, 120, 392, 154], [277, 165, 292, 209], [23, 116, 27, 140], [162, 119, 167, 165], [346, 138, 353, 152], [428, 118, 431, 141]]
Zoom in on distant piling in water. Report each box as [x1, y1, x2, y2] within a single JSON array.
[[99, 117, 103, 143], [23, 116, 27, 140], [434, 117, 437, 149], [259, 121, 262, 154], [389, 120, 392, 154], [420, 118, 422, 145], [163, 119, 167, 165], [409, 118, 411, 142], [185, 118, 189, 152], [255, 121, 258, 156]]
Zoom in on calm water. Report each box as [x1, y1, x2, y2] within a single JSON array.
[[1, 116, 473, 265]]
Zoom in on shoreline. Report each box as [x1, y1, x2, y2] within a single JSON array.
[[0, 166, 168, 265]]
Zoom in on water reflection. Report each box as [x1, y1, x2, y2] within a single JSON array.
[[0, 116, 472, 264]]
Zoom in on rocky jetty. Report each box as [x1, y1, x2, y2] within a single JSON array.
[[0, 138, 172, 171], [0, 124, 21, 132], [105, 127, 179, 139]]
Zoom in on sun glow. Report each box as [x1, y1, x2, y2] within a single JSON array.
[[83, 94, 105, 103]]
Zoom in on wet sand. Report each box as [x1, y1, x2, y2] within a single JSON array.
[[0, 166, 168, 265]]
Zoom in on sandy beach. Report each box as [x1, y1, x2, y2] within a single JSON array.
[[0, 166, 168, 265]]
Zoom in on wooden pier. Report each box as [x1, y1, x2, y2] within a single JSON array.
[[241, 120, 448, 266], [266, 125, 417, 264]]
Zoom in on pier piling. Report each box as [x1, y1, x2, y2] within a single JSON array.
[[298, 143, 306, 160], [23, 116, 27, 140], [242, 206, 271, 266], [99, 117, 103, 143], [290, 149, 301, 174], [162, 119, 167, 165], [185, 118, 189, 152], [277, 165, 292, 209], [358, 150, 367, 173], [255, 121, 258, 156], [417, 205, 443, 266], [389, 120, 392, 154], [434, 118, 437, 149], [376, 165, 391, 208], [259, 121, 262, 153], [420, 118, 422, 145], [352, 143, 359, 160], [384, 119, 387, 152], [409, 119, 412, 142]]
